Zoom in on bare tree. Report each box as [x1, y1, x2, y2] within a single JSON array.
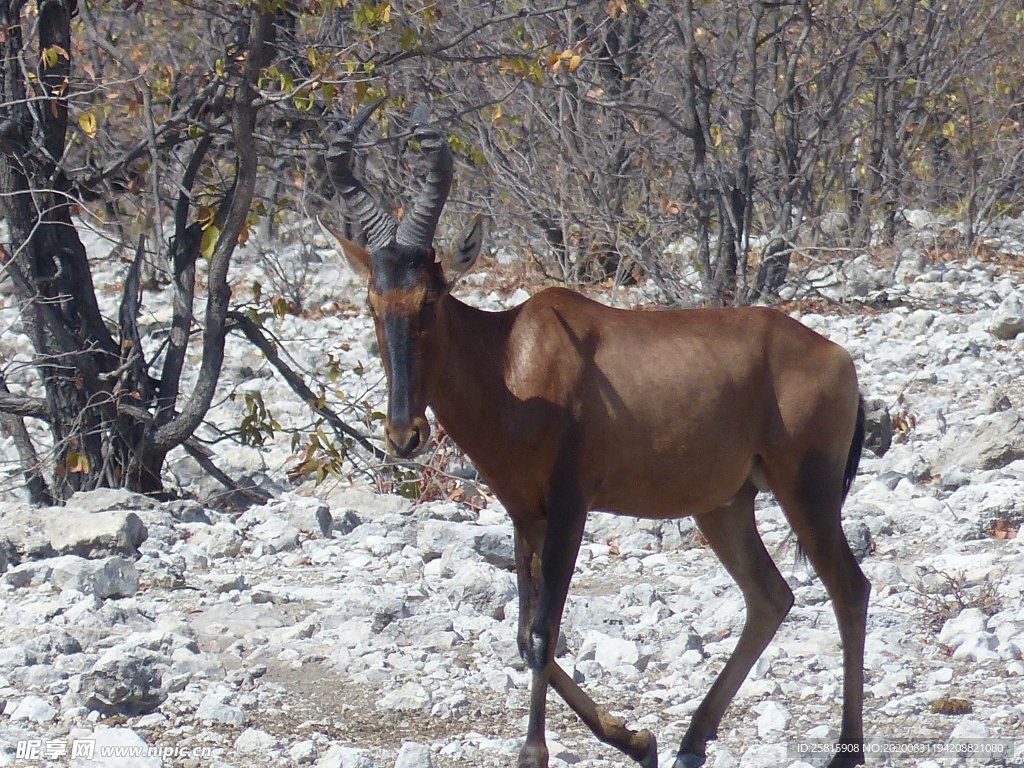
[[0, 1, 277, 499]]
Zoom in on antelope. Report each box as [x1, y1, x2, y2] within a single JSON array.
[[320, 99, 870, 768]]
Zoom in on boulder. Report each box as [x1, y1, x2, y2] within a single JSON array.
[[937, 412, 1024, 473], [317, 745, 375, 768], [49, 555, 140, 599], [989, 292, 1024, 340], [394, 742, 432, 768], [0, 503, 147, 562], [862, 398, 893, 457], [69, 726, 160, 768], [76, 647, 166, 715]]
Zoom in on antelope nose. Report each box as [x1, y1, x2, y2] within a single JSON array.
[[385, 417, 430, 458]]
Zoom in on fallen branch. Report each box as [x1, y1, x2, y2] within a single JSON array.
[[181, 439, 271, 507]]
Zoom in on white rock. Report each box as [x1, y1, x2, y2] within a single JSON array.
[[46, 509, 148, 558], [949, 718, 990, 739], [77, 646, 166, 715], [952, 632, 999, 662], [49, 555, 139, 599], [508, 288, 531, 305], [754, 700, 790, 737], [187, 522, 243, 558], [394, 741, 432, 768], [938, 608, 988, 646], [249, 516, 300, 553], [291, 740, 318, 765], [317, 744, 375, 768], [990, 292, 1024, 339], [10, 695, 57, 723], [893, 250, 928, 285], [235, 728, 278, 753], [69, 726, 160, 768], [376, 681, 431, 711], [268, 495, 333, 537], [443, 561, 516, 617], [417, 519, 514, 568], [740, 742, 789, 768], [196, 687, 246, 726], [904, 209, 938, 230], [579, 631, 642, 674]]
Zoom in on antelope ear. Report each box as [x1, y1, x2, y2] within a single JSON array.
[[318, 216, 370, 276], [439, 213, 485, 287]]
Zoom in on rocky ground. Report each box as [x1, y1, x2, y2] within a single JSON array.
[[1, 215, 1024, 767]]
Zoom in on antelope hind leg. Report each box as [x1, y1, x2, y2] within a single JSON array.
[[675, 488, 793, 767]]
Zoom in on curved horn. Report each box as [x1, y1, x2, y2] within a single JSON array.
[[395, 105, 453, 249], [328, 97, 396, 251]]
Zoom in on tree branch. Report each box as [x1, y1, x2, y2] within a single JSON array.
[[227, 310, 387, 463], [151, 7, 273, 453], [0, 389, 50, 419], [0, 373, 54, 506]]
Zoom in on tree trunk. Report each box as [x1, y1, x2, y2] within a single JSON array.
[[0, 1, 276, 501]]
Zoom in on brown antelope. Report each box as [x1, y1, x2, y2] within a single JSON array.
[[320, 100, 869, 768]]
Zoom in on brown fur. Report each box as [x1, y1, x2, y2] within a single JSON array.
[[323, 206, 868, 768]]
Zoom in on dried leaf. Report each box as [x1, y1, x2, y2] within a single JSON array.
[[66, 450, 91, 474], [931, 696, 973, 715]]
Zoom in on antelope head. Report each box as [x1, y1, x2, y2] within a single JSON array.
[[320, 100, 484, 458]]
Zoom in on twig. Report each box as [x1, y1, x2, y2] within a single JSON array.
[[227, 310, 387, 463]]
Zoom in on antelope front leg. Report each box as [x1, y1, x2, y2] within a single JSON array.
[[516, 495, 588, 768], [513, 522, 549, 768], [514, 515, 657, 768], [548, 664, 658, 768]]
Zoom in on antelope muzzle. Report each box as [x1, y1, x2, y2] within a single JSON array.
[[385, 415, 431, 458]]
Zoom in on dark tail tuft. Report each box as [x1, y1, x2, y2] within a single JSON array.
[[795, 394, 864, 569], [842, 395, 866, 501]]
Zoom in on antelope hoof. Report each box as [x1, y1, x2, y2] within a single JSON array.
[[826, 753, 865, 768], [635, 732, 658, 768], [518, 743, 549, 768], [672, 752, 706, 768]]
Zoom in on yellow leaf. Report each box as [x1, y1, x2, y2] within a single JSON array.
[[567, 53, 582, 73], [608, 0, 628, 19], [491, 104, 503, 123], [41, 44, 68, 69], [66, 450, 91, 474], [201, 225, 220, 261], [78, 111, 97, 139]]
